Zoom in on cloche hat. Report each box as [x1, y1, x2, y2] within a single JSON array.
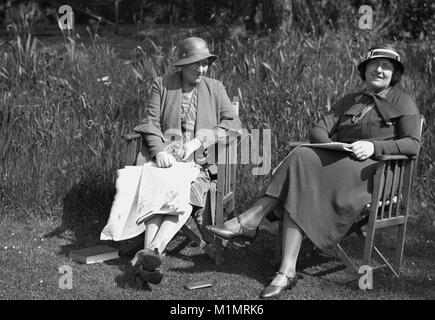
[[173, 37, 217, 67], [357, 44, 405, 74]]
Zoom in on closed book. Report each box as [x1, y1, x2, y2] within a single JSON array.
[[300, 142, 353, 152], [69, 245, 119, 264], [273, 142, 353, 175]]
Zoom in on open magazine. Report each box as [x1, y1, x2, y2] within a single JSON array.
[[299, 142, 353, 152]]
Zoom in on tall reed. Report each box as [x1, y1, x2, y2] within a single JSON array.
[[0, 28, 433, 225]]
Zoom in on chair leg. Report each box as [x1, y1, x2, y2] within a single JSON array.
[[214, 238, 222, 265], [335, 244, 359, 276], [213, 184, 224, 265], [394, 224, 406, 278], [180, 224, 215, 260], [363, 222, 376, 266]]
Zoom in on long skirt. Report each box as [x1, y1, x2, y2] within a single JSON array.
[[265, 146, 378, 253]]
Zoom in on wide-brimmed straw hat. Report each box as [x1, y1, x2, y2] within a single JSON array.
[[357, 44, 405, 74], [173, 37, 217, 67]]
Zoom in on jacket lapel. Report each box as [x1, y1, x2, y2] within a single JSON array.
[[372, 89, 404, 124], [163, 72, 182, 140], [362, 87, 404, 126]]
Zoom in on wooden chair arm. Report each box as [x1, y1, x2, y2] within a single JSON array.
[[377, 155, 415, 161], [122, 132, 141, 141], [286, 141, 309, 148], [122, 132, 143, 165]]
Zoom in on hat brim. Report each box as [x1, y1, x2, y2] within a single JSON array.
[[357, 57, 405, 74], [173, 53, 217, 66]]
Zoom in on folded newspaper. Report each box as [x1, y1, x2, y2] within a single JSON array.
[[100, 162, 200, 241], [136, 190, 185, 225], [135, 162, 200, 225]]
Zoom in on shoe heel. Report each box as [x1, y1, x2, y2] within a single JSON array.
[[135, 265, 163, 285]]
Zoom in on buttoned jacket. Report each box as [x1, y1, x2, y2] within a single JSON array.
[[310, 86, 421, 157]]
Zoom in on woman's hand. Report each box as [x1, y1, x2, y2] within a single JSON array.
[[176, 138, 202, 161], [155, 151, 176, 168], [349, 141, 375, 161]]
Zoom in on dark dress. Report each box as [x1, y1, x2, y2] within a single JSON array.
[[266, 86, 421, 253]]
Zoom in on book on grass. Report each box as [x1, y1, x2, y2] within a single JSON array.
[[299, 142, 353, 152], [69, 245, 119, 264]]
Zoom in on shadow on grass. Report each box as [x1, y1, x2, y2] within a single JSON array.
[[108, 219, 363, 291], [141, 225, 344, 287], [105, 256, 155, 292], [43, 168, 116, 257], [40, 171, 434, 295]]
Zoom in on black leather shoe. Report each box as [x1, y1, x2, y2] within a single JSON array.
[[131, 248, 163, 271], [205, 216, 258, 246], [260, 272, 298, 299], [135, 265, 164, 285], [265, 211, 280, 222]]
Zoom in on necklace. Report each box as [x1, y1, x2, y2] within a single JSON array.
[[351, 104, 375, 123]]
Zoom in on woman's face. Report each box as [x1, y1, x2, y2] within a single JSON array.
[[364, 58, 395, 91], [181, 59, 209, 86]]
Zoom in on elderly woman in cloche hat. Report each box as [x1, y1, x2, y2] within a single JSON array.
[[130, 37, 242, 286], [206, 43, 421, 299]]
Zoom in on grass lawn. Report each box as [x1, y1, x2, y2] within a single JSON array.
[[1, 209, 434, 300]]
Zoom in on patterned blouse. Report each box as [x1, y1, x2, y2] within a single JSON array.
[[181, 86, 198, 142]]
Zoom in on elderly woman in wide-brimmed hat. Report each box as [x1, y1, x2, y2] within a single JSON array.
[[131, 37, 242, 285], [207, 44, 421, 298]]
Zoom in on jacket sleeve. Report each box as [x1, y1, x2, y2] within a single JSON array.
[[371, 94, 421, 157], [133, 77, 167, 159], [309, 96, 347, 143], [196, 81, 242, 148]]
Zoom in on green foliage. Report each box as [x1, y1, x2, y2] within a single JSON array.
[[0, 32, 152, 217], [3, 1, 434, 39]]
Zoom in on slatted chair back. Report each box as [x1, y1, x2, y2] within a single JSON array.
[[336, 115, 425, 279], [212, 103, 239, 262]]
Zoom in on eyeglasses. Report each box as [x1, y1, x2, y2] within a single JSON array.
[[366, 60, 394, 71]]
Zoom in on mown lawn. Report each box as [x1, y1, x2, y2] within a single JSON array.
[[1, 210, 434, 300]]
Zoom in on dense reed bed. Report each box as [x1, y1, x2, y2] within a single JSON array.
[[0, 27, 433, 228]]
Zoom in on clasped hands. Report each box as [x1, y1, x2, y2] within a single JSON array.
[[155, 138, 202, 168], [348, 141, 375, 161]]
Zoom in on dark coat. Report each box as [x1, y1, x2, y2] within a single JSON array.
[[267, 86, 421, 252], [310, 86, 421, 157]]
